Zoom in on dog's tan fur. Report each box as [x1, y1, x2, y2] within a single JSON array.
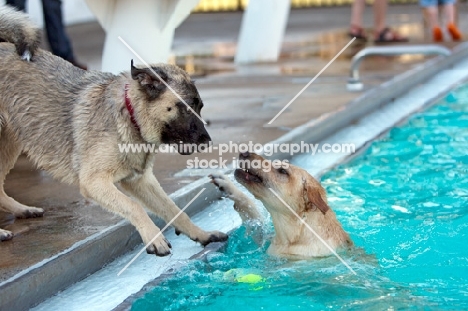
[[0, 6, 227, 253], [211, 152, 352, 259]]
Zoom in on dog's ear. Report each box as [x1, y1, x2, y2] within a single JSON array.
[[130, 60, 168, 99], [303, 177, 329, 215]]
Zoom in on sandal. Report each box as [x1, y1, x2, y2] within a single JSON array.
[[348, 25, 367, 41], [433, 26, 443, 42], [447, 23, 462, 41], [374, 27, 408, 43]]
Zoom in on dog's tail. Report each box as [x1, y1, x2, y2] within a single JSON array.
[[0, 5, 41, 61]]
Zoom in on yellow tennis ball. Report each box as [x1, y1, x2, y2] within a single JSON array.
[[236, 273, 264, 284]]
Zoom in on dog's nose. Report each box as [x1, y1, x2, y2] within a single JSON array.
[[240, 151, 250, 158]]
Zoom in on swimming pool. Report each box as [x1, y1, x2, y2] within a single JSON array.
[[131, 84, 468, 310]]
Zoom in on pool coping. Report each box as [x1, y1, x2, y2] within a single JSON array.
[[112, 241, 228, 311], [2, 42, 468, 311]]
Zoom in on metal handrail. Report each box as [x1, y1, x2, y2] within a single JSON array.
[[347, 45, 452, 91]]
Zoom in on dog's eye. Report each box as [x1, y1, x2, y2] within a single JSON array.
[[167, 107, 172, 112], [278, 168, 288, 175]]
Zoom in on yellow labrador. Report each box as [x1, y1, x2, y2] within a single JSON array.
[[210, 152, 353, 259]]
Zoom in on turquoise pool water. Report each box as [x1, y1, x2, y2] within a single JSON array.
[[132, 85, 468, 310]]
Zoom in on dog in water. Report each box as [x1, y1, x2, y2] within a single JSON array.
[[0, 6, 227, 254], [210, 152, 353, 259]]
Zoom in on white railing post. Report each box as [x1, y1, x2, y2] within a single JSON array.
[[235, 0, 290, 64]]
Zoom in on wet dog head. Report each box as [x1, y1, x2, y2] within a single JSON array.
[[234, 152, 329, 216], [130, 61, 211, 155]]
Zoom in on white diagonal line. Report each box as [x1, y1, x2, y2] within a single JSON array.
[[118, 188, 206, 276], [118, 36, 207, 125], [268, 188, 357, 275], [267, 37, 356, 125]]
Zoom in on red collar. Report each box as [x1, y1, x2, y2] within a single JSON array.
[[124, 84, 141, 133]]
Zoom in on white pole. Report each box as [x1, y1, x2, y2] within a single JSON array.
[[235, 0, 291, 64]]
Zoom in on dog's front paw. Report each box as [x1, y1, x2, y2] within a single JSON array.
[[0, 229, 13, 241], [195, 230, 228, 247], [15, 207, 44, 219], [146, 235, 172, 257], [209, 173, 236, 196]]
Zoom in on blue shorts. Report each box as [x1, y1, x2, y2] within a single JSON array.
[[420, 0, 455, 7]]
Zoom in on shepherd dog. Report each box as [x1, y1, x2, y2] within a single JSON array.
[[0, 5, 227, 255]]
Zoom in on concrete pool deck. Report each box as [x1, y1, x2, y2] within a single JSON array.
[[1, 3, 468, 309]]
